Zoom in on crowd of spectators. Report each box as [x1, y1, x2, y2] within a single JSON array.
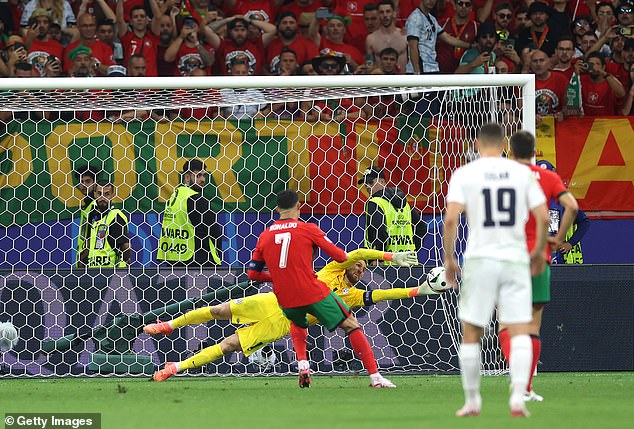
[[1, 0, 633, 117]]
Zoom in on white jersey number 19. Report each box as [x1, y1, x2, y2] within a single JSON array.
[[482, 188, 516, 227]]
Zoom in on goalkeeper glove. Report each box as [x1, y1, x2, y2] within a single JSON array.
[[391, 251, 419, 267], [416, 281, 441, 296]]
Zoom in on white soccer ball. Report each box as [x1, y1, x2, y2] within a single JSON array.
[[248, 345, 277, 371], [0, 321, 19, 352], [426, 267, 450, 292]]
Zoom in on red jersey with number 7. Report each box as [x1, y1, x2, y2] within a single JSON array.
[[526, 164, 567, 262], [249, 219, 347, 308]]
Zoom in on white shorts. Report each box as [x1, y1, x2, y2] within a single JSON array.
[[458, 258, 532, 327]]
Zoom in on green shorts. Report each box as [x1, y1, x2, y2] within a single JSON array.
[[282, 292, 350, 331], [532, 264, 551, 304]]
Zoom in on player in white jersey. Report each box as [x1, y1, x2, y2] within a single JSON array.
[[443, 123, 550, 418], [406, 0, 471, 74]]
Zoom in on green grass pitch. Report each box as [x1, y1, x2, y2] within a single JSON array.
[[1, 372, 632, 429]]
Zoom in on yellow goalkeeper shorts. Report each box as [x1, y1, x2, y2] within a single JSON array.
[[236, 310, 291, 357], [229, 292, 280, 325]]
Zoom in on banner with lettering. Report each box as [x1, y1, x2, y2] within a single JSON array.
[[0, 118, 445, 226], [536, 117, 634, 212]]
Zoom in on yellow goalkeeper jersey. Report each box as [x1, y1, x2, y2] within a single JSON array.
[[316, 248, 386, 308]]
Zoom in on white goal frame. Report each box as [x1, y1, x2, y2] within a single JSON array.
[[0, 74, 535, 377]]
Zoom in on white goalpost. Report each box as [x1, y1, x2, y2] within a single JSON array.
[[0, 74, 535, 377]]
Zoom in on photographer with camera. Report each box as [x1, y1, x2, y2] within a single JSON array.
[[2, 36, 28, 76], [164, 16, 215, 76], [42, 53, 62, 76], [575, 52, 625, 115], [455, 22, 498, 75], [23, 8, 64, 76]]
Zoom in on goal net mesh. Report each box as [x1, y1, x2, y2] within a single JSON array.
[[0, 77, 527, 377]]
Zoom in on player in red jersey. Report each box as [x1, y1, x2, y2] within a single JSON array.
[[499, 131, 579, 402], [248, 189, 396, 388]]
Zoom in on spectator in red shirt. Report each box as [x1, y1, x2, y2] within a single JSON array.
[[437, 0, 478, 74], [320, 14, 363, 72], [63, 13, 114, 75], [24, 8, 64, 76], [578, 52, 626, 115], [333, 0, 375, 40], [568, 0, 592, 19], [551, 35, 576, 81], [345, 3, 380, 54], [208, 16, 273, 75], [164, 16, 214, 76], [532, 49, 568, 121], [116, 5, 159, 76], [265, 10, 318, 74], [68, 44, 95, 76], [156, 12, 177, 76], [97, 18, 124, 64]]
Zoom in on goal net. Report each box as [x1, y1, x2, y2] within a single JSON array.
[[0, 74, 535, 377]]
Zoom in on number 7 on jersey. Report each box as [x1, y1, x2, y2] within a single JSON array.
[[274, 232, 291, 268]]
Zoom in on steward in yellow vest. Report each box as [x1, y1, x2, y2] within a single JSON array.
[[358, 167, 426, 262], [549, 202, 589, 264], [79, 181, 131, 268], [74, 166, 99, 267], [536, 160, 589, 265], [157, 159, 222, 265]]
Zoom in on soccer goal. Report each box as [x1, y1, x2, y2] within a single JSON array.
[[0, 74, 535, 377]]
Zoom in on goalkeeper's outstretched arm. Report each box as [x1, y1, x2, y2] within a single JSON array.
[[327, 248, 418, 270], [361, 279, 441, 307]]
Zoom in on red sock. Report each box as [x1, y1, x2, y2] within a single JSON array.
[[289, 323, 308, 361], [528, 335, 541, 392], [499, 329, 511, 364], [348, 328, 378, 375]]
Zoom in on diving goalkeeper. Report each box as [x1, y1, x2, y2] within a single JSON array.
[[144, 249, 443, 382]]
